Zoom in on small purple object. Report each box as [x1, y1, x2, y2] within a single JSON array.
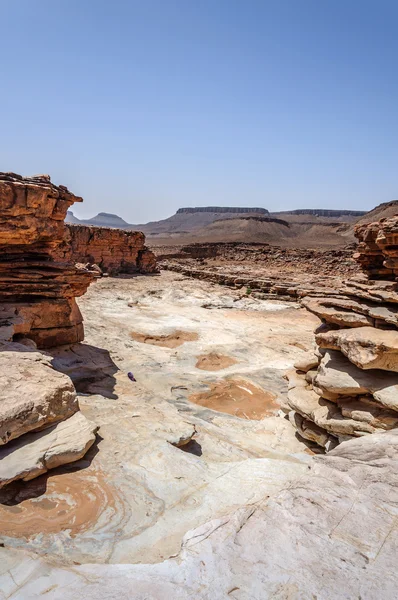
[[128, 372, 137, 382]]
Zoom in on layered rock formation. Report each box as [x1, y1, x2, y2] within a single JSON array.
[[286, 215, 398, 450], [354, 216, 398, 279], [0, 173, 97, 486], [55, 224, 157, 275], [0, 172, 96, 348]]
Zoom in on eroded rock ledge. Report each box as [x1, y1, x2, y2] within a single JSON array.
[[354, 215, 398, 279], [0, 172, 96, 348], [286, 215, 398, 450], [55, 224, 158, 275]]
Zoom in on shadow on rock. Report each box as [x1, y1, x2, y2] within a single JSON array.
[[0, 434, 104, 507], [48, 343, 119, 399], [178, 439, 203, 457]]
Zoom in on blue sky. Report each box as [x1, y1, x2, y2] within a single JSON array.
[[1, 0, 397, 222]]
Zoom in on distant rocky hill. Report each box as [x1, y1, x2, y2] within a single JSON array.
[[354, 200, 398, 224], [66, 211, 130, 228]]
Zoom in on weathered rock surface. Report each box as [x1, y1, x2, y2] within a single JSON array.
[[54, 224, 158, 275], [3, 429, 398, 599], [354, 215, 398, 279], [303, 295, 398, 327], [0, 172, 95, 348], [0, 345, 78, 445], [316, 326, 398, 371], [0, 174, 100, 490], [0, 411, 97, 487], [314, 350, 398, 409], [288, 214, 398, 449]]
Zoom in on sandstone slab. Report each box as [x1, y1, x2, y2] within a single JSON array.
[[315, 349, 398, 410], [0, 411, 97, 487], [316, 326, 398, 371], [0, 346, 78, 445]]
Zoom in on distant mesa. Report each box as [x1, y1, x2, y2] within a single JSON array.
[[176, 207, 269, 215], [273, 209, 366, 218]]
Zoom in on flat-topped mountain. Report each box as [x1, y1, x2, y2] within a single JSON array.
[[177, 206, 269, 215], [273, 209, 365, 218], [66, 202, 397, 248]]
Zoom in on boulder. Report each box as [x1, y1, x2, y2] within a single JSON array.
[[293, 351, 320, 372], [0, 411, 97, 487], [0, 346, 78, 445]]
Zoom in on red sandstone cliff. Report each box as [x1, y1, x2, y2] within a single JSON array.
[[0, 172, 96, 348], [55, 224, 158, 275]]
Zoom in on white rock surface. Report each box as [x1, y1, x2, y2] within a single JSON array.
[[0, 412, 97, 487], [3, 430, 398, 599]]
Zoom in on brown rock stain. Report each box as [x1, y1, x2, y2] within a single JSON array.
[[130, 330, 199, 348], [189, 379, 279, 420], [195, 352, 238, 371], [0, 468, 117, 538]]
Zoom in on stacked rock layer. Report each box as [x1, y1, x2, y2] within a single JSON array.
[[354, 216, 398, 279], [285, 216, 398, 450], [0, 173, 97, 487], [55, 224, 158, 275], [0, 172, 96, 348]]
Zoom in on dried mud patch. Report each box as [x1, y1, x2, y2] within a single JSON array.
[[189, 378, 279, 420], [195, 352, 238, 371], [0, 468, 117, 538], [130, 330, 199, 348]]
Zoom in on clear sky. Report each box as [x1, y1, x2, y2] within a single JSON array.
[[1, 0, 397, 223]]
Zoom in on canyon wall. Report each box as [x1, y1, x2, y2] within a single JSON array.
[[285, 216, 398, 450], [55, 224, 158, 275], [0, 172, 96, 348]]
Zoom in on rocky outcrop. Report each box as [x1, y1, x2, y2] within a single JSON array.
[[0, 172, 96, 348], [354, 216, 398, 279], [54, 224, 158, 275], [3, 428, 398, 598], [0, 173, 98, 487], [286, 214, 398, 449]]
